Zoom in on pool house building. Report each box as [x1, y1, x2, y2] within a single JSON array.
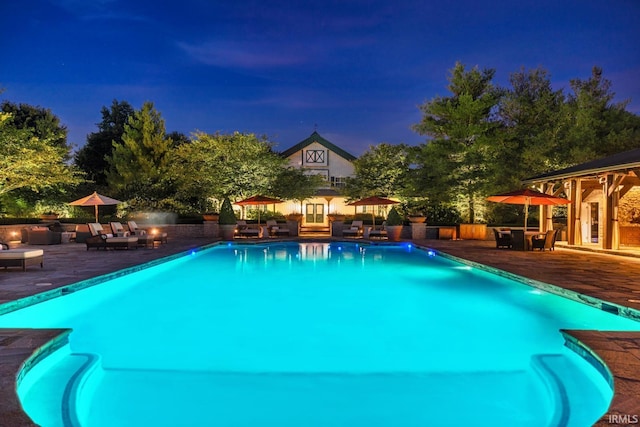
[[278, 131, 357, 231]]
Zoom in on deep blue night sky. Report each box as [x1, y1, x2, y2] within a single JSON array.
[[2, 0, 639, 155]]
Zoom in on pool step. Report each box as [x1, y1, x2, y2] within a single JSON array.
[[531, 353, 612, 427], [20, 352, 101, 427]]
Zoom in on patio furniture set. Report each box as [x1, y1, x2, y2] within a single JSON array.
[[493, 228, 558, 251]]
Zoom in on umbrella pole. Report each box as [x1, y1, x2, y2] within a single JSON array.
[[524, 201, 528, 232], [95, 205, 99, 223]]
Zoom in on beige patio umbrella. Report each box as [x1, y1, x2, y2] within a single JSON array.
[[69, 191, 122, 223]]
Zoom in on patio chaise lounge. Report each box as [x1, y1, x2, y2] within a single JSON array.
[[127, 221, 167, 244], [266, 220, 290, 237], [343, 221, 364, 238], [368, 222, 388, 239], [112, 222, 154, 248], [236, 220, 261, 238], [86, 223, 139, 250], [0, 241, 44, 271]]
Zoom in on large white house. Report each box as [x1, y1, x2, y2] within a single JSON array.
[[278, 131, 357, 229]]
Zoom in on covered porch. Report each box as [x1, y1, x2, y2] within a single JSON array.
[[523, 148, 640, 251]]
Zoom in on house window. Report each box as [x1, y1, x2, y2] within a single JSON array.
[[305, 150, 325, 164], [330, 176, 347, 188]]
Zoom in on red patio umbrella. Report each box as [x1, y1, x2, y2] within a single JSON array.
[[486, 188, 570, 231], [235, 195, 284, 224], [347, 196, 399, 228]]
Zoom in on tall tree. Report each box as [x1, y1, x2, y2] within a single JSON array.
[[75, 100, 134, 187], [0, 112, 79, 196], [492, 67, 566, 190], [271, 167, 324, 213], [563, 67, 640, 164], [413, 62, 502, 223], [171, 132, 286, 204], [0, 101, 69, 154], [106, 102, 175, 204], [344, 143, 411, 199]]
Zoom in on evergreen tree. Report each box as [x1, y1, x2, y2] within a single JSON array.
[[563, 67, 640, 164], [413, 62, 502, 223], [106, 102, 175, 206], [75, 100, 134, 187]]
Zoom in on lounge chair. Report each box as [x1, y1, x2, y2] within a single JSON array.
[[266, 220, 290, 237], [531, 229, 558, 251], [85, 223, 138, 250], [0, 242, 44, 271], [127, 221, 168, 244], [368, 222, 388, 239], [113, 221, 153, 247], [343, 221, 364, 238], [493, 228, 512, 249], [236, 220, 261, 238]]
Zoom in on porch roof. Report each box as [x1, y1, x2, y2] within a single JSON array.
[[522, 147, 640, 184]]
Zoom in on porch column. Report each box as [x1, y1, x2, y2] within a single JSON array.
[[603, 173, 621, 250], [539, 183, 554, 232], [567, 179, 582, 245]]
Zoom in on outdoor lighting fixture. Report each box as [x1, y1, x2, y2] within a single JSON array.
[[150, 228, 158, 235], [427, 250, 435, 256]]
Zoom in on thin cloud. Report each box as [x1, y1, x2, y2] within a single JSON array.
[[177, 40, 314, 69]]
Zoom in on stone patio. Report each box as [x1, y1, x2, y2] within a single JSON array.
[[1, 236, 639, 425]]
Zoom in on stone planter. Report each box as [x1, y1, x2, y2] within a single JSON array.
[[327, 214, 346, 222], [202, 214, 219, 222], [286, 214, 304, 222], [411, 223, 426, 240], [219, 224, 236, 241], [386, 225, 403, 241], [39, 214, 59, 221], [458, 223, 487, 240], [408, 216, 426, 223], [438, 226, 457, 240]]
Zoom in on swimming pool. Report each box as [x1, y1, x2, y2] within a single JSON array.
[[1, 241, 638, 426]]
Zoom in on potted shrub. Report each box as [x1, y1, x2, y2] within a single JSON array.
[[327, 212, 346, 222], [202, 213, 219, 222], [218, 198, 237, 240], [286, 212, 304, 221], [40, 211, 59, 221], [385, 207, 404, 241]]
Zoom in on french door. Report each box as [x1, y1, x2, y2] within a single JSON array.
[[305, 203, 324, 223]]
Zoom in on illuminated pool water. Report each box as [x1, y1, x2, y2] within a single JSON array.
[[1, 242, 639, 426]]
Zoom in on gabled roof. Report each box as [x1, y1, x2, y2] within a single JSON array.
[[522, 148, 640, 183], [280, 131, 357, 161]]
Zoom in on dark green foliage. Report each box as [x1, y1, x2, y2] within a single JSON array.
[[218, 198, 237, 225], [386, 207, 403, 226], [75, 100, 134, 188]]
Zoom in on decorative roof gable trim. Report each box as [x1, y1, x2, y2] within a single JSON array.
[[280, 131, 357, 161]]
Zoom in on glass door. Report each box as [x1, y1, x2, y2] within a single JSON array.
[[305, 203, 325, 223]]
